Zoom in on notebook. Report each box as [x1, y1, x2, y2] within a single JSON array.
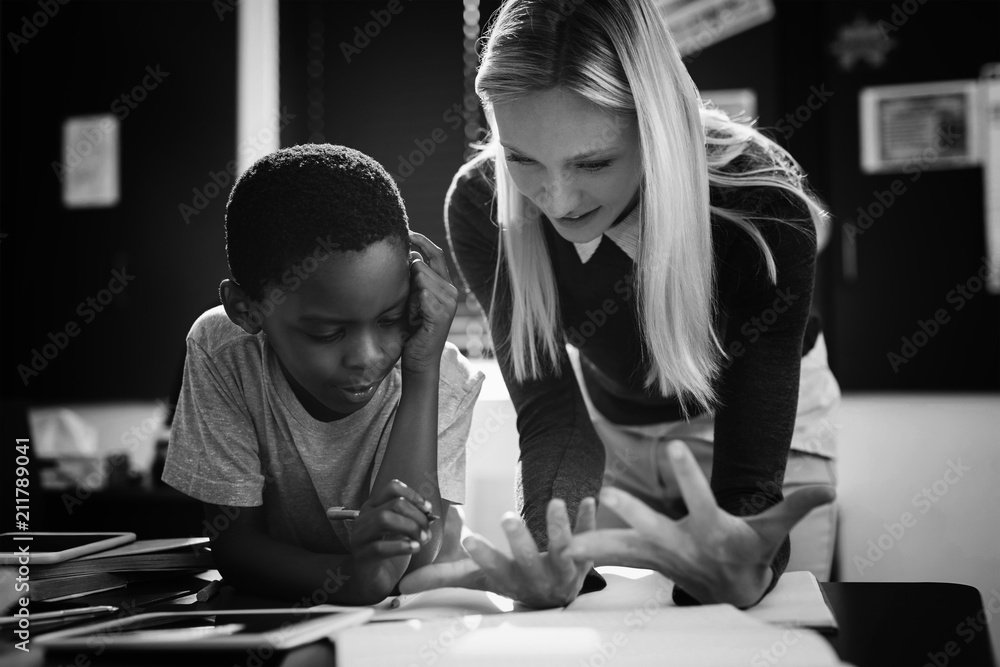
[[375, 567, 837, 629], [340, 604, 843, 667]]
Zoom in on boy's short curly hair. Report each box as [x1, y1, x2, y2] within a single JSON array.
[[225, 144, 409, 301]]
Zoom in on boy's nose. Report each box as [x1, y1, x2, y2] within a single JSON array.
[[344, 334, 386, 376]]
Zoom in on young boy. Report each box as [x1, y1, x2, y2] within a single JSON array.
[[162, 144, 484, 604]]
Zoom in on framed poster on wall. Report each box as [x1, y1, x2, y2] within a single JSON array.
[[859, 80, 980, 174]]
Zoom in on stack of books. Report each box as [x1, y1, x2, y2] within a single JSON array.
[[27, 537, 214, 602]]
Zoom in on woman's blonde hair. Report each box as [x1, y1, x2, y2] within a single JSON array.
[[475, 0, 826, 414]]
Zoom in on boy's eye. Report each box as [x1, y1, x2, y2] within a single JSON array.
[[308, 330, 344, 343], [378, 317, 404, 328]]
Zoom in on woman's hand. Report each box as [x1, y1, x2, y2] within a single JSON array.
[[564, 441, 836, 608], [399, 497, 596, 609], [350, 479, 433, 562], [402, 231, 459, 376]]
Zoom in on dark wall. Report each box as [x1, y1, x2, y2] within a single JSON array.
[[280, 0, 470, 261], [777, 0, 1000, 390], [686, 0, 999, 391], [0, 0, 236, 404]]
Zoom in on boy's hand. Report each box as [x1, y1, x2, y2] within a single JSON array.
[[349, 479, 433, 561], [403, 231, 458, 376]]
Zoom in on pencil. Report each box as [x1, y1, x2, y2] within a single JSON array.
[[195, 579, 224, 602], [325, 507, 441, 522], [326, 507, 361, 520]]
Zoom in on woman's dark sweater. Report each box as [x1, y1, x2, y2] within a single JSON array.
[[444, 156, 819, 600]]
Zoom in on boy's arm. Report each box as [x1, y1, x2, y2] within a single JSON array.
[[207, 476, 434, 605], [367, 232, 459, 571]]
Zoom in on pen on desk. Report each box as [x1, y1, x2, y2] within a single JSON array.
[[196, 579, 224, 602], [326, 506, 441, 522]]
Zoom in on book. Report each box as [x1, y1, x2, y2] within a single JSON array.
[[31, 538, 213, 579], [28, 572, 127, 602]]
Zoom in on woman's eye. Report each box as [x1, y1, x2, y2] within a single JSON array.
[[379, 317, 403, 328], [578, 160, 612, 171], [505, 154, 534, 166]]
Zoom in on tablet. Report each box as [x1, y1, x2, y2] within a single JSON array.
[[36, 608, 375, 652], [0, 532, 135, 565]]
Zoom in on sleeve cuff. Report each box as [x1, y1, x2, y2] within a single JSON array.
[[579, 568, 607, 595]]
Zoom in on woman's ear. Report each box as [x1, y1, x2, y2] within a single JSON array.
[[219, 279, 262, 335]]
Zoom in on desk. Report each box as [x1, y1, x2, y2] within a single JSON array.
[[821, 583, 996, 667], [9, 581, 997, 666]]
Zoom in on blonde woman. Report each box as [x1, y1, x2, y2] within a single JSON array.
[[404, 0, 841, 609]]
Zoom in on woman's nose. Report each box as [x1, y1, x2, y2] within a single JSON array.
[[538, 173, 580, 219]]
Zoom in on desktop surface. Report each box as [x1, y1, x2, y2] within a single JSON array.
[[5, 580, 996, 667]]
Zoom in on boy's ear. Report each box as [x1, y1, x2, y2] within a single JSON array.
[[219, 279, 262, 335]]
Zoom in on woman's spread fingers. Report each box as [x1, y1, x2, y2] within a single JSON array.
[[464, 533, 514, 580], [499, 513, 545, 575], [546, 498, 573, 552], [399, 558, 484, 594], [599, 487, 667, 536], [747, 485, 837, 545], [564, 529, 644, 566], [574, 496, 597, 533], [545, 499, 578, 578], [663, 440, 717, 519]]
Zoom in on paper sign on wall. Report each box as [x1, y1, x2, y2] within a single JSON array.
[[981, 66, 1000, 294], [61, 115, 120, 209]]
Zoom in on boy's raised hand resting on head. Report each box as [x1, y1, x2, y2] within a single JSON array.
[[402, 231, 459, 376]]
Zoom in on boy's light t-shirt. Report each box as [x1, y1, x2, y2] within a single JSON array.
[[162, 306, 485, 555]]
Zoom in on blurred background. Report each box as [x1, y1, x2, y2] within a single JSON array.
[[1, 0, 998, 653]]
